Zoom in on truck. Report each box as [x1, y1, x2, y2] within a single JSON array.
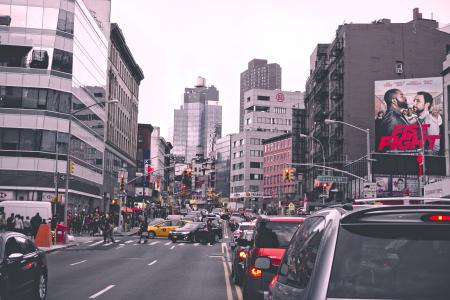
[[0, 201, 52, 221]]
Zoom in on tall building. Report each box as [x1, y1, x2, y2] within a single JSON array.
[[215, 135, 232, 198], [104, 23, 143, 208], [304, 9, 450, 198], [173, 77, 222, 162], [230, 89, 304, 208], [0, 0, 108, 213], [240, 59, 281, 131], [135, 124, 153, 201]]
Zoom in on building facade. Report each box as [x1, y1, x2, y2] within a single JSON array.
[[173, 77, 222, 162], [104, 23, 143, 208], [304, 10, 450, 197], [0, 0, 109, 214], [230, 89, 304, 208], [240, 59, 281, 132], [214, 135, 232, 198], [135, 123, 153, 200]]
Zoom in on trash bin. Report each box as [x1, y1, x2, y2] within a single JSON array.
[[56, 224, 67, 244]]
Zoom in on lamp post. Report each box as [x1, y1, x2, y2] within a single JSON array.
[[64, 99, 118, 227], [324, 119, 372, 182], [299, 134, 325, 174]]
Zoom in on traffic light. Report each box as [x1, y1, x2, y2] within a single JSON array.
[[119, 175, 125, 192], [186, 168, 193, 176], [283, 168, 290, 181], [417, 154, 424, 176], [111, 199, 119, 205], [69, 159, 75, 174], [288, 168, 295, 181]]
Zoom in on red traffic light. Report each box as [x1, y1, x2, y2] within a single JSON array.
[[147, 166, 154, 173], [416, 154, 423, 164]]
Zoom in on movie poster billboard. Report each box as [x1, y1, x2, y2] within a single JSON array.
[[374, 77, 444, 155]]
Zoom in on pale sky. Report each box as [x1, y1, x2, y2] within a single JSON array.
[[111, 0, 450, 140]]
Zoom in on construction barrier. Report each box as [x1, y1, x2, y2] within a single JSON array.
[[34, 224, 52, 248]]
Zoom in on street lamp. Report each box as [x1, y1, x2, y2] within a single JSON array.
[[299, 133, 326, 173], [64, 99, 119, 227], [324, 119, 372, 182]]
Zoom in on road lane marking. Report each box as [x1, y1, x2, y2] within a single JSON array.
[[194, 243, 199, 246], [115, 245, 125, 250], [88, 285, 115, 299], [164, 242, 171, 245], [170, 245, 175, 250], [221, 257, 233, 300], [125, 240, 134, 244], [115, 239, 121, 243], [102, 242, 112, 246], [69, 260, 86, 266], [148, 260, 157, 266], [88, 240, 104, 247], [178, 243, 185, 246], [236, 285, 243, 300], [150, 241, 159, 245], [84, 240, 93, 244]]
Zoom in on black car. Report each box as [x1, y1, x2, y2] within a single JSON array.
[[0, 231, 48, 300], [168, 222, 204, 243], [230, 229, 254, 285], [197, 219, 223, 243], [267, 202, 450, 300]]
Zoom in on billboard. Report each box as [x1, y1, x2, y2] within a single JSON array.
[[375, 77, 444, 155]]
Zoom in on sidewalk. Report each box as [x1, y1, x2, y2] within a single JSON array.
[[39, 227, 140, 253]]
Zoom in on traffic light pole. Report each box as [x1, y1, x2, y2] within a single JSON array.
[[63, 116, 72, 228]]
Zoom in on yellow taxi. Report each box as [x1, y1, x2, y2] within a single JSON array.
[[147, 219, 191, 238]]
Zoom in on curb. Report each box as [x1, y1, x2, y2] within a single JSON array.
[[41, 242, 78, 253]]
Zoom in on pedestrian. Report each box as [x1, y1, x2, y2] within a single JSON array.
[[0, 211, 5, 231], [138, 217, 149, 244], [14, 214, 24, 233], [30, 212, 43, 238], [6, 213, 14, 231], [102, 214, 114, 243], [24, 216, 31, 236], [207, 219, 214, 245]]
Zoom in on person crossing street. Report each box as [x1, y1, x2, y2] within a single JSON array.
[[102, 214, 115, 243]]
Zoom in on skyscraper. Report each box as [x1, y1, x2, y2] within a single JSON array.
[[239, 59, 282, 131], [173, 77, 222, 162]]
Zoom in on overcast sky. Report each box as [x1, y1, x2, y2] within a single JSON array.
[[110, 0, 450, 140]]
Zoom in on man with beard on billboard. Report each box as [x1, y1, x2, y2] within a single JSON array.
[[413, 91, 441, 154], [378, 89, 409, 147]]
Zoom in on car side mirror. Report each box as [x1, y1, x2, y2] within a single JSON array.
[[254, 256, 271, 270], [8, 253, 24, 262]]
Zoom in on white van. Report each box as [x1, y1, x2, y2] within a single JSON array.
[[0, 201, 52, 221]]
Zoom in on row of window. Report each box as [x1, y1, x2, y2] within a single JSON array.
[[263, 185, 296, 195], [250, 150, 263, 157], [232, 173, 263, 182], [274, 107, 287, 114], [264, 152, 290, 163], [264, 164, 287, 173], [232, 139, 244, 148], [230, 185, 260, 193], [0, 128, 103, 168], [110, 43, 140, 97], [265, 139, 292, 152], [256, 117, 291, 125]]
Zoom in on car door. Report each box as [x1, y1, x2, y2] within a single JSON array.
[[3, 236, 28, 296], [158, 221, 172, 237], [271, 217, 326, 300], [14, 236, 39, 290]]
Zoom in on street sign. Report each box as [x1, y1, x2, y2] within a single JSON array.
[[288, 202, 295, 211], [317, 175, 348, 184], [362, 182, 377, 199]]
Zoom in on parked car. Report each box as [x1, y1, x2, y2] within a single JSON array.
[[168, 222, 205, 243], [0, 231, 48, 300], [268, 201, 450, 300], [241, 216, 304, 300], [230, 229, 254, 285]]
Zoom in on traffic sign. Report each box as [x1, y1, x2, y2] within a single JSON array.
[[317, 176, 348, 184], [362, 182, 377, 199], [288, 202, 295, 211]]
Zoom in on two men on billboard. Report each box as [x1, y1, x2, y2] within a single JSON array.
[[375, 77, 444, 156]]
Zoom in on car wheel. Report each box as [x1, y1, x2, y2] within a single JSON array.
[[33, 272, 47, 300], [148, 231, 156, 239]]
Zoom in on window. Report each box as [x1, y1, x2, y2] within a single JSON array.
[[279, 217, 325, 289], [2, 128, 19, 150], [250, 162, 261, 168], [57, 9, 74, 34], [0, 87, 22, 108], [250, 150, 263, 157], [250, 138, 261, 145], [52, 49, 73, 74], [257, 95, 270, 101], [250, 174, 263, 180], [20, 129, 37, 151]]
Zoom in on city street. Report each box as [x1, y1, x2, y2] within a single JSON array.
[[43, 229, 241, 300]]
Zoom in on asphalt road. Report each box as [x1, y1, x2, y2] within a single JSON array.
[[44, 226, 242, 300]]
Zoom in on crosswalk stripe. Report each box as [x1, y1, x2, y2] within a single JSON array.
[[125, 240, 134, 244], [170, 245, 175, 250], [102, 242, 112, 247], [164, 242, 171, 246], [88, 240, 104, 247], [150, 241, 159, 245], [194, 243, 199, 246], [178, 243, 185, 246]]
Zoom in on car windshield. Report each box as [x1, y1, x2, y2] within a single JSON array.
[[180, 223, 200, 230], [254, 221, 301, 248], [148, 219, 164, 226], [238, 224, 253, 231], [327, 224, 450, 300]]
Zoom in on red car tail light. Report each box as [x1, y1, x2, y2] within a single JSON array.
[[249, 266, 262, 278], [269, 274, 279, 288], [238, 250, 247, 260], [429, 215, 450, 222]]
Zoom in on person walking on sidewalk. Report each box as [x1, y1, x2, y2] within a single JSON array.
[[102, 214, 115, 243], [138, 217, 149, 244], [31, 213, 42, 238], [6, 213, 14, 231], [14, 214, 24, 233], [23, 216, 31, 237]]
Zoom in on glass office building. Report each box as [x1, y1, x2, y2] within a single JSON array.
[[0, 0, 108, 214]]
